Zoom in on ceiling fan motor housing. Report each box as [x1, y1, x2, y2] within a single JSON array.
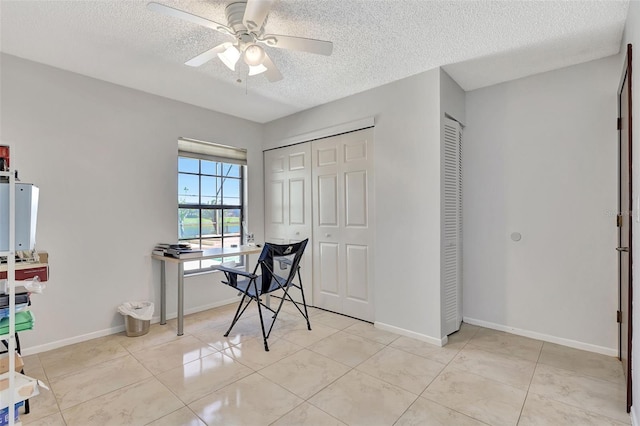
[[226, 1, 265, 42]]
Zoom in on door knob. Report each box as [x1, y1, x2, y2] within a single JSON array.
[[617, 247, 630, 252], [325, 233, 331, 238]]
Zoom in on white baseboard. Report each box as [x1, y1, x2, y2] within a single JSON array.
[[22, 297, 241, 356], [21, 324, 127, 356], [463, 317, 617, 357], [374, 321, 447, 347]]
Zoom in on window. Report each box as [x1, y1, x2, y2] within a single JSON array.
[[177, 138, 247, 273]]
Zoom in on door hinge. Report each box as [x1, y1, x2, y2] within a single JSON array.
[[618, 310, 622, 323], [617, 214, 623, 227], [618, 117, 622, 130]]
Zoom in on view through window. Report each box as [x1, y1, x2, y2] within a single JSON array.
[[178, 156, 244, 272]]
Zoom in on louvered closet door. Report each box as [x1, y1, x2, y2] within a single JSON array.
[[312, 128, 375, 321], [442, 118, 462, 336], [264, 144, 313, 304]]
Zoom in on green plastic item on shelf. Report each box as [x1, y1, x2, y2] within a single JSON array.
[[0, 310, 34, 334]]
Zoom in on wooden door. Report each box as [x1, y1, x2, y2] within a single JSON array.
[[618, 43, 633, 413], [312, 128, 375, 321], [264, 143, 313, 303]]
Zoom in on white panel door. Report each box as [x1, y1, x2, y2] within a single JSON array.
[[264, 144, 313, 303], [442, 118, 462, 335], [312, 128, 375, 321]]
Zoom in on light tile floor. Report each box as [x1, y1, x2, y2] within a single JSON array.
[[18, 302, 630, 426]]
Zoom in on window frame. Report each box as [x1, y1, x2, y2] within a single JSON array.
[[177, 155, 246, 274]]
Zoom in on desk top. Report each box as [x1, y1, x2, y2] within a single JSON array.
[[152, 245, 262, 263]]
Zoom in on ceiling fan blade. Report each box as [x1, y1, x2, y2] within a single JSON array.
[[243, 0, 274, 31], [185, 43, 231, 67], [147, 2, 232, 35], [259, 34, 333, 56], [262, 53, 283, 82]]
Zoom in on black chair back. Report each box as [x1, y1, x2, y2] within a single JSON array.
[[258, 239, 308, 293]]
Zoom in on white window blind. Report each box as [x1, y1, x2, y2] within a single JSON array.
[[178, 137, 247, 165]]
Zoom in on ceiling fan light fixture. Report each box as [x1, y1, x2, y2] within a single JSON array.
[[218, 45, 240, 70], [244, 44, 266, 66], [248, 64, 268, 76]]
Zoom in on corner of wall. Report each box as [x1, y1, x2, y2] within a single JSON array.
[[375, 321, 447, 347], [439, 68, 466, 125]]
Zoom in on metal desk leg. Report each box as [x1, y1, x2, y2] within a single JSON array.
[[160, 260, 166, 325], [177, 262, 184, 336]]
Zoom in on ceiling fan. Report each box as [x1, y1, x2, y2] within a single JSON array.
[[147, 0, 333, 82]]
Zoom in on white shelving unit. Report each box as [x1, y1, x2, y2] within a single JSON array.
[[1, 153, 40, 426], [0, 166, 19, 426]]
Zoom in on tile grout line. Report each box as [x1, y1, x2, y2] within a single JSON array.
[[184, 308, 308, 424], [392, 325, 487, 425], [523, 342, 631, 425], [514, 339, 545, 425], [263, 321, 398, 425], [37, 343, 142, 422], [29, 353, 66, 425], [255, 365, 348, 426]]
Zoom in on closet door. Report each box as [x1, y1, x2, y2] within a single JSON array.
[[442, 117, 463, 335], [313, 128, 375, 321], [264, 144, 313, 303]]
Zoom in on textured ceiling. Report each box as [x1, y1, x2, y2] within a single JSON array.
[[0, 0, 630, 123]]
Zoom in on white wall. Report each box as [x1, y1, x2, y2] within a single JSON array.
[[621, 0, 640, 421], [440, 69, 466, 125], [463, 55, 620, 354], [0, 54, 264, 353], [264, 68, 462, 342]]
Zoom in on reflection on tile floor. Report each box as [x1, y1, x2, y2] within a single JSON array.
[[18, 303, 630, 425]]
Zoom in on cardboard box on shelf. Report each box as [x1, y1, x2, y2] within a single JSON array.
[[36, 251, 48, 264], [0, 353, 23, 374], [0, 263, 49, 281]]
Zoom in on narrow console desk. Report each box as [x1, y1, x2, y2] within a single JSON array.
[[152, 245, 262, 336]]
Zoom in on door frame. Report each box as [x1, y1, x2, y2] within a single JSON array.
[[618, 42, 633, 413]]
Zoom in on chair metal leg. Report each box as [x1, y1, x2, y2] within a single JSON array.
[[224, 292, 250, 337], [264, 285, 289, 339], [296, 269, 312, 331], [278, 269, 312, 331], [253, 282, 270, 351]]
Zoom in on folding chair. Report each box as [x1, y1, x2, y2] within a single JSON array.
[[216, 239, 310, 351]]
